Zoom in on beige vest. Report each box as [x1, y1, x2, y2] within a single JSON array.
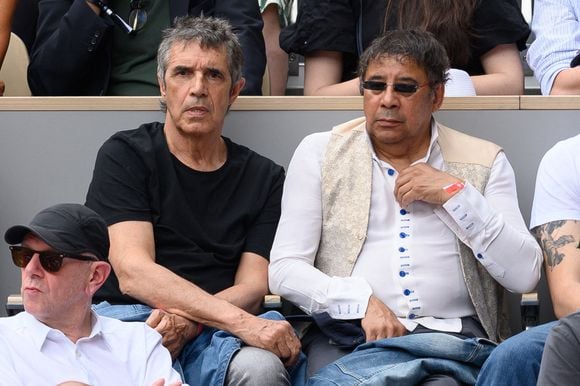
[[316, 116, 507, 341]]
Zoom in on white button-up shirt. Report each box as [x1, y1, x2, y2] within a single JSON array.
[[0, 311, 182, 385], [269, 123, 542, 333]]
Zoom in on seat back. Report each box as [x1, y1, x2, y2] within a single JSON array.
[[0, 33, 31, 96]]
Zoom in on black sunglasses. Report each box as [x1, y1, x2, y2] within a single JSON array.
[[9, 245, 98, 273], [361, 80, 429, 95]]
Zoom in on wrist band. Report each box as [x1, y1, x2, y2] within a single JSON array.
[[443, 181, 465, 195]]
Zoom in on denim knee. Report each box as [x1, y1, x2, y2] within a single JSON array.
[[476, 322, 556, 386], [226, 346, 290, 386]]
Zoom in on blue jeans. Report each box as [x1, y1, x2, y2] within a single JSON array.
[[475, 322, 555, 386], [93, 302, 307, 386], [308, 333, 496, 386]]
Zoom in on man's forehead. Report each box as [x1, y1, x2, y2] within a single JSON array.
[[21, 233, 52, 250], [168, 41, 227, 62], [366, 55, 426, 79]]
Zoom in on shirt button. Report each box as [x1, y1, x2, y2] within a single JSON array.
[[476, 253, 483, 259], [387, 168, 395, 176], [403, 289, 411, 296], [408, 313, 416, 319], [400, 209, 407, 215], [399, 247, 406, 253], [399, 271, 407, 277], [399, 232, 408, 239]]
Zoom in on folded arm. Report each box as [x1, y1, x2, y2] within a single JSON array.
[[431, 152, 542, 293], [109, 220, 300, 366]]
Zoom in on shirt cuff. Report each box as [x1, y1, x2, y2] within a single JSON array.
[[325, 277, 373, 320], [435, 182, 506, 278]]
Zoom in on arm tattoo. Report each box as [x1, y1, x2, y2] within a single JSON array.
[[532, 221, 579, 270]]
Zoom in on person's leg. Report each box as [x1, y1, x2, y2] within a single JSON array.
[[476, 321, 556, 386], [420, 374, 462, 386], [538, 312, 580, 385], [301, 325, 353, 377], [226, 346, 290, 386], [91, 301, 152, 321]]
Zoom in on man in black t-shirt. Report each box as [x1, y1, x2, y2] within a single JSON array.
[[85, 16, 300, 386]]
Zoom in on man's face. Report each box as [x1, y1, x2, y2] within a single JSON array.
[[362, 56, 444, 148], [20, 234, 93, 325], [159, 41, 244, 138]]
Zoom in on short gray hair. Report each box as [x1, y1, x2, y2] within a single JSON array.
[[358, 29, 449, 88], [157, 16, 244, 110]]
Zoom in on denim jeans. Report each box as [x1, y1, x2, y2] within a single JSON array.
[[93, 302, 307, 386], [308, 333, 496, 386], [476, 321, 555, 386]]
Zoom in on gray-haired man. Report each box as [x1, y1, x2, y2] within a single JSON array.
[[85, 16, 300, 386]]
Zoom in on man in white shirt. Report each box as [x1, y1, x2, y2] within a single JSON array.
[[0, 203, 182, 386], [527, 0, 580, 94], [269, 29, 542, 385], [476, 134, 580, 385]]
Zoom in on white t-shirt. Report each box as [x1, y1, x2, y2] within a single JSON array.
[[531, 134, 580, 228], [0, 311, 182, 386]]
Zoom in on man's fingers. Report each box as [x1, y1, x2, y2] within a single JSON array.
[[146, 309, 165, 328], [278, 336, 300, 367]]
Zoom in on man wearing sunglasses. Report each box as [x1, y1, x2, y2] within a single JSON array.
[[269, 29, 542, 385], [0, 203, 183, 385]]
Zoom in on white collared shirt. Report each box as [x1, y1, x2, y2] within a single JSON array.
[[269, 122, 542, 333], [0, 311, 182, 385]]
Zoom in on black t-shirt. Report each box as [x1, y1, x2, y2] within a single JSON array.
[[86, 122, 285, 304], [281, 0, 530, 80]]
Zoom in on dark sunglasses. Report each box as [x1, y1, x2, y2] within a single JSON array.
[[361, 80, 429, 95], [9, 245, 98, 273]]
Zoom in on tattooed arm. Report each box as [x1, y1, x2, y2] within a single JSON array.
[[533, 220, 580, 318]]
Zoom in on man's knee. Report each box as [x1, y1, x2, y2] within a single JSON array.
[[226, 346, 290, 386], [488, 323, 552, 362], [476, 322, 555, 386]]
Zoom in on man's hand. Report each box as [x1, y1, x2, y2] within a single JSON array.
[[362, 295, 406, 342], [147, 309, 201, 360], [235, 317, 301, 367], [394, 163, 463, 208]]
